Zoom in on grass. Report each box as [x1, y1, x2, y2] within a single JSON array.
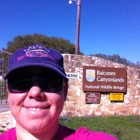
[[59, 116, 140, 140]]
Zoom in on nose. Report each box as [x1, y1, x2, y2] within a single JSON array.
[[27, 82, 45, 99]]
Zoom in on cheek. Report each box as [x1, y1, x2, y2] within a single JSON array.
[[48, 93, 65, 111], [8, 94, 27, 121], [8, 93, 27, 106]]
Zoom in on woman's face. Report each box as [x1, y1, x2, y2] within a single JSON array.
[[7, 66, 67, 133]]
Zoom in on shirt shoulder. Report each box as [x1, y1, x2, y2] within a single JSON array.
[[0, 128, 16, 140], [57, 125, 117, 140], [74, 127, 118, 140], [56, 125, 75, 140]]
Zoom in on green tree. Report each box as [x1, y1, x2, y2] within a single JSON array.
[[1, 34, 83, 74], [6, 34, 83, 54], [91, 53, 140, 68]]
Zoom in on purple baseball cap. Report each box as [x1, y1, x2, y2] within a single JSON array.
[[4, 44, 68, 80]]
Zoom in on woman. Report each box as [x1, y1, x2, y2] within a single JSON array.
[[0, 44, 117, 140]]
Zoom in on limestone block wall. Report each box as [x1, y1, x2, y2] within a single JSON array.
[[0, 111, 14, 132], [61, 54, 140, 117]]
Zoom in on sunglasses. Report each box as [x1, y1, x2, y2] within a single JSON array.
[[8, 74, 64, 93]]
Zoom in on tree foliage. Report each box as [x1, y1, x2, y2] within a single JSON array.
[[0, 33, 84, 73], [5, 33, 83, 54], [91, 53, 140, 68], [1, 33, 140, 71]]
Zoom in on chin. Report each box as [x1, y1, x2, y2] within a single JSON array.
[[23, 124, 49, 134]]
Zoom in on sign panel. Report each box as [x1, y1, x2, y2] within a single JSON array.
[[66, 72, 79, 79], [85, 92, 100, 104], [83, 66, 127, 92], [110, 93, 124, 101]]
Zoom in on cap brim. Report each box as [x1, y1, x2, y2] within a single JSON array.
[[4, 62, 68, 80]]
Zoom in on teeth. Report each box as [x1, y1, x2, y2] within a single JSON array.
[[29, 108, 43, 111]]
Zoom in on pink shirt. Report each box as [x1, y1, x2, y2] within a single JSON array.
[[0, 125, 117, 140]]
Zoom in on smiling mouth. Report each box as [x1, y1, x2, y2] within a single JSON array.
[[28, 106, 50, 111]]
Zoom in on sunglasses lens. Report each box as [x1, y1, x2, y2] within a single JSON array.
[[8, 76, 63, 93], [40, 78, 63, 92], [8, 78, 32, 93]]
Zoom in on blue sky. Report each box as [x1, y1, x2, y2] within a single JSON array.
[[0, 0, 140, 63]]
